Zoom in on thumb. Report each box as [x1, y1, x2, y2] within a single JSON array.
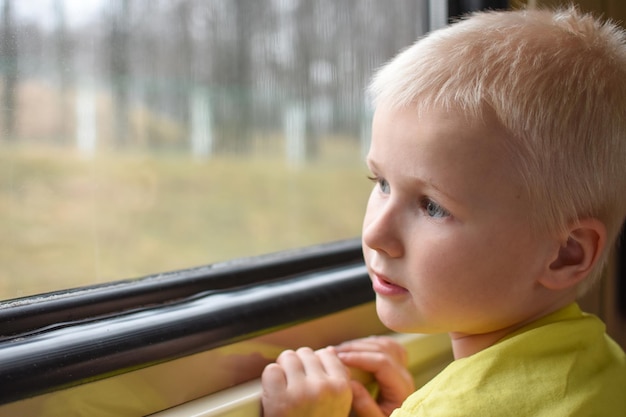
[[350, 381, 386, 417]]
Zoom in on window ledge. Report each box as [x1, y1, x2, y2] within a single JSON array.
[[149, 333, 453, 417]]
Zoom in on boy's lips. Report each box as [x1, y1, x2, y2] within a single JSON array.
[[371, 271, 408, 296]]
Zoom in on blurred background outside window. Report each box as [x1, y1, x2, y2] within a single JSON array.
[[0, 0, 428, 299]]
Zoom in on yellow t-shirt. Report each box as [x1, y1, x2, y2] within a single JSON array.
[[392, 303, 626, 416]]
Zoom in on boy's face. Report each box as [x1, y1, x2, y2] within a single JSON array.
[[363, 105, 559, 338]]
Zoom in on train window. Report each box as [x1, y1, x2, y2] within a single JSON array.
[[0, 0, 431, 299]]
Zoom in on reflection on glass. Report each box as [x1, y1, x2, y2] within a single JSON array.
[[0, 0, 427, 299]]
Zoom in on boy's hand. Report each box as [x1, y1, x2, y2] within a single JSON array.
[[261, 346, 353, 417], [336, 336, 415, 417]]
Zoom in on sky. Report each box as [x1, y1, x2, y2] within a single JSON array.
[[13, 0, 103, 29]]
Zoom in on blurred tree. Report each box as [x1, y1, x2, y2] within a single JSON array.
[[1, 0, 18, 141], [230, 0, 254, 154], [293, 0, 319, 161], [106, 0, 131, 147], [54, 0, 72, 144], [174, 0, 194, 135]]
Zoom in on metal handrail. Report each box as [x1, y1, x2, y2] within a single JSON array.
[[0, 250, 372, 405]]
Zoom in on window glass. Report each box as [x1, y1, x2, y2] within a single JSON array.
[[0, 0, 428, 299]]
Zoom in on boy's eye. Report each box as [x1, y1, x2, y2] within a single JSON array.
[[423, 199, 450, 218], [367, 175, 390, 194]]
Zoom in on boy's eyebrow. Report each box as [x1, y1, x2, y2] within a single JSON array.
[[426, 179, 459, 205], [365, 156, 460, 204]]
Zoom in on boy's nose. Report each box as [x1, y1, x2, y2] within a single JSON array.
[[362, 203, 404, 258]]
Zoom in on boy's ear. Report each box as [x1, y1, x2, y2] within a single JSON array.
[[541, 218, 606, 290]]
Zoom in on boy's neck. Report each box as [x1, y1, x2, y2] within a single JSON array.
[[449, 327, 520, 359], [448, 298, 576, 359]]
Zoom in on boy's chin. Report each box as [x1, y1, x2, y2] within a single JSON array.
[[376, 299, 424, 334], [375, 298, 449, 335]]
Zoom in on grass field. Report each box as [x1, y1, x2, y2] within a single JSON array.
[[0, 139, 371, 300]]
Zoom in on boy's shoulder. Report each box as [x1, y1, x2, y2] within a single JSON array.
[[392, 303, 626, 417]]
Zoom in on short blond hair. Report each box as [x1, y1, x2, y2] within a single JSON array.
[[369, 7, 626, 288]]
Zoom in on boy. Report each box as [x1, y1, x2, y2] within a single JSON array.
[[261, 7, 626, 417]]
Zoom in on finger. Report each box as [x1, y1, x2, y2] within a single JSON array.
[[261, 363, 287, 392], [276, 349, 305, 373], [337, 335, 395, 347], [338, 351, 414, 397], [336, 337, 402, 359], [337, 337, 407, 366], [350, 381, 386, 417], [374, 337, 408, 365], [294, 347, 330, 379], [337, 351, 394, 373], [343, 351, 413, 382], [316, 347, 350, 379], [368, 336, 408, 365], [336, 337, 383, 351]]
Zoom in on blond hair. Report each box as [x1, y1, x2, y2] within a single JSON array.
[[369, 7, 626, 289]]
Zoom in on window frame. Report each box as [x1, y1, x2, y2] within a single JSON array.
[[0, 238, 373, 404]]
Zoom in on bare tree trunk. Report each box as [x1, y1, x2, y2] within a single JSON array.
[[175, 0, 194, 151], [1, 0, 18, 141], [294, 0, 318, 161], [108, 0, 130, 148], [54, 0, 72, 145], [231, 0, 252, 154]]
